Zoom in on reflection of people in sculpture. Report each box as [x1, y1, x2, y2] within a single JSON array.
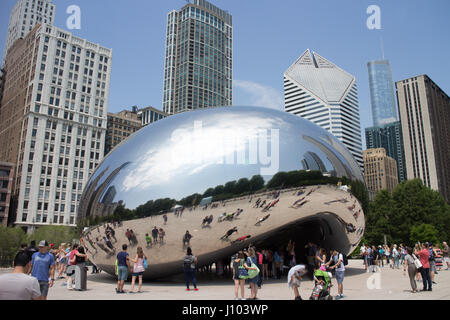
[[263, 199, 279, 212], [235, 208, 244, 217], [202, 215, 213, 227], [346, 223, 356, 233], [220, 227, 238, 240], [259, 200, 266, 208], [201, 216, 209, 226], [292, 199, 309, 209], [96, 238, 112, 254], [255, 214, 270, 226], [104, 237, 115, 252], [183, 231, 193, 248], [231, 235, 251, 244], [254, 198, 261, 208], [353, 210, 360, 220], [218, 212, 227, 222]]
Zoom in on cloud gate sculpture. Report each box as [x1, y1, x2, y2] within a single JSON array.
[[78, 106, 366, 279]]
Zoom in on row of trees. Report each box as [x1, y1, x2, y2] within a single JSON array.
[[79, 170, 368, 227], [363, 179, 450, 247]]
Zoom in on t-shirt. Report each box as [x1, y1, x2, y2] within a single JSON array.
[[117, 251, 129, 267], [31, 252, 55, 282], [332, 254, 345, 272], [0, 273, 41, 300], [145, 235, 151, 243], [443, 244, 450, 258], [417, 249, 430, 269], [183, 255, 196, 269], [405, 254, 415, 265], [69, 249, 79, 265]]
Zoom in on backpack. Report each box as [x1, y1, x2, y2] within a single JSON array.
[[335, 253, 348, 266]]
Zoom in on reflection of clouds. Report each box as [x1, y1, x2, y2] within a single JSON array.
[[122, 112, 284, 192]]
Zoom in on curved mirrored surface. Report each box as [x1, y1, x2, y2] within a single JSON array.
[[79, 106, 365, 279]]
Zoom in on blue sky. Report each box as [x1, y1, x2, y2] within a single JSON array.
[[1, 0, 449, 149]]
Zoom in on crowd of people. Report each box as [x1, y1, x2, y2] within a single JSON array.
[[0, 239, 93, 300], [360, 241, 450, 293]]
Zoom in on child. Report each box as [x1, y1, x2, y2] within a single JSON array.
[[145, 233, 152, 248]]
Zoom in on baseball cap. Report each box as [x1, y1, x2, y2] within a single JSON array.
[[38, 240, 49, 247]]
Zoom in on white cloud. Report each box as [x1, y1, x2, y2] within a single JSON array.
[[234, 80, 283, 110]]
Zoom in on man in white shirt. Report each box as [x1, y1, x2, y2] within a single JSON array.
[[360, 244, 367, 270], [0, 251, 43, 300]]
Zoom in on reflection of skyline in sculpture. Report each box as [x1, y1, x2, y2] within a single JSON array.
[[301, 151, 326, 173], [78, 106, 366, 279], [78, 162, 130, 221]]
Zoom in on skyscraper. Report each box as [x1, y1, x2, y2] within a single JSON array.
[[396, 75, 450, 203], [0, 24, 112, 231], [163, 0, 232, 115], [365, 121, 406, 182], [367, 60, 398, 126], [284, 49, 364, 168], [363, 148, 398, 199], [105, 108, 142, 156], [3, 0, 55, 62]]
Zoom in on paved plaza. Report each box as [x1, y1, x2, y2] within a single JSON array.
[[2, 259, 449, 300]]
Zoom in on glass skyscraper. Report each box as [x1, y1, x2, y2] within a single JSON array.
[[367, 60, 398, 126], [163, 0, 232, 115], [365, 121, 406, 182]]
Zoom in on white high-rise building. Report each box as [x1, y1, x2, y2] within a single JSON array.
[[3, 0, 55, 62], [0, 23, 112, 231], [284, 49, 363, 168]]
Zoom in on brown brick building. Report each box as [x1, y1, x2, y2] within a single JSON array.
[[363, 148, 399, 198]]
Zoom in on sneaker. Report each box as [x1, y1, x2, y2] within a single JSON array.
[[340, 294, 344, 298], [234, 298, 239, 300], [186, 288, 190, 291], [194, 288, 198, 291], [432, 281, 437, 284], [240, 298, 246, 300], [335, 295, 342, 300]]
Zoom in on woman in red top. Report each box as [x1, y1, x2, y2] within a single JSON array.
[[415, 243, 432, 291]]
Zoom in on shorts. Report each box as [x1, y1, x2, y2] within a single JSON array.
[[335, 271, 345, 284], [60, 258, 67, 264], [38, 280, 49, 297], [132, 272, 144, 277], [117, 266, 129, 281], [430, 261, 436, 273]]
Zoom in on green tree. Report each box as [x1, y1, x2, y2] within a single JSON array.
[[364, 179, 450, 246], [27, 226, 78, 247], [410, 224, 439, 245], [235, 178, 251, 195], [0, 226, 26, 266], [249, 175, 265, 191]]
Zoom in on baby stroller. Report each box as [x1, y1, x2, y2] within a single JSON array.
[[309, 269, 333, 300]]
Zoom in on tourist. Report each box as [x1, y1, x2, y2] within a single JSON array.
[[73, 246, 88, 291], [442, 241, 450, 270], [116, 244, 130, 294], [183, 247, 198, 291], [360, 244, 368, 270], [125, 229, 132, 245], [415, 243, 432, 291], [378, 246, 384, 267], [183, 230, 193, 248], [152, 226, 159, 245], [255, 248, 264, 289], [399, 244, 406, 266], [305, 242, 317, 275], [129, 229, 138, 245], [26, 240, 39, 259], [273, 250, 282, 279], [403, 247, 418, 293], [129, 247, 147, 293], [29, 240, 55, 300], [244, 248, 259, 299], [286, 240, 296, 268], [145, 233, 152, 248], [221, 227, 238, 240], [232, 251, 246, 300], [326, 249, 345, 300], [163, 214, 168, 225], [0, 251, 42, 300], [384, 245, 391, 267], [66, 243, 88, 290], [434, 244, 443, 271], [261, 249, 269, 281], [287, 264, 307, 300], [56, 244, 68, 279], [392, 245, 400, 269], [428, 243, 437, 284], [315, 248, 327, 269], [371, 245, 380, 270], [159, 228, 165, 245]]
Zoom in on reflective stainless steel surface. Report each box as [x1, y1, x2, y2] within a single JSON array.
[[79, 106, 365, 279]]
